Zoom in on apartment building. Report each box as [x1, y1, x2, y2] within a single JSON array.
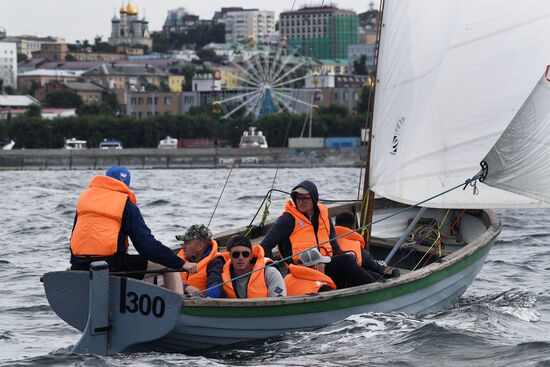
[[126, 91, 181, 119], [279, 6, 358, 59], [220, 9, 275, 43], [0, 42, 17, 89]]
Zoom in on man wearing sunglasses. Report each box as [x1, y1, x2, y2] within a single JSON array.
[[221, 235, 286, 298], [260, 180, 377, 289], [176, 224, 224, 298]]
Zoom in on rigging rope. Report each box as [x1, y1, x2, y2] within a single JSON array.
[[207, 142, 244, 228], [208, 0, 319, 229], [411, 209, 451, 271], [242, 23, 321, 235]]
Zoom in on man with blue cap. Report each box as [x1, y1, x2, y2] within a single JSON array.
[[70, 166, 197, 293]]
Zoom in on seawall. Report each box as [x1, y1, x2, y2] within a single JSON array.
[[0, 147, 365, 170]]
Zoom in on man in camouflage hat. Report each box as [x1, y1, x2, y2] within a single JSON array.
[[176, 224, 213, 243], [176, 224, 224, 298]]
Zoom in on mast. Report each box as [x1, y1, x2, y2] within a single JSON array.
[[359, 0, 385, 246]]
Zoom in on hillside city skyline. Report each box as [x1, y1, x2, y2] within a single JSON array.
[[0, 1, 376, 42]]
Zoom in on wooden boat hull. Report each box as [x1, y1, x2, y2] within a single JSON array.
[[146, 209, 499, 352], [152, 230, 492, 352], [43, 207, 500, 355]]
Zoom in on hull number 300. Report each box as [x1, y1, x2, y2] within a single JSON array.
[[119, 278, 166, 318]]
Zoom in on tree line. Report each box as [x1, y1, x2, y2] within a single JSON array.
[[0, 105, 368, 149]]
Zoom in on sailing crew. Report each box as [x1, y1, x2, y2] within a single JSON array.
[[221, 235, 286, 298], [260, 180, 378, 289], [176, 224, 224, 297], [335, 211, 400, 279], [69, 166, 197, 293], [285, 248, 337, 296]]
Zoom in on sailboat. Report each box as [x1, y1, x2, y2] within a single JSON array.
[[42, 0, 550, 355]]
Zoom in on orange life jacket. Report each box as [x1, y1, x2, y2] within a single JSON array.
[[177, 240, 219, 290], [334, 226, 365, 266], [70, 176, 137, 257], [285, 200, 332, 261], [285, 264, 336, 296], [222, 245, 271, 298]]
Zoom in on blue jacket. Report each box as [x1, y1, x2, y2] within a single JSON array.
[[70, 199, 184, 269], [185, 246, 224, 298]]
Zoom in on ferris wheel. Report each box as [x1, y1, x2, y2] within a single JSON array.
[[212, 38, 319, 121]]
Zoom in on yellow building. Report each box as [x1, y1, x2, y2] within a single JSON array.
[[216, 66, 243, 90], [168, 75, 185, 92]]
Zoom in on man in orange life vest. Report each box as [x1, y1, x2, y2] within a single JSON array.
[[70, 166, 197, 293], [260, 180, 378, 289], [335, 211, 400, 279], [221, 235, 286, 298], [285, 248, 337, 296], [176, 224, 224, 298]]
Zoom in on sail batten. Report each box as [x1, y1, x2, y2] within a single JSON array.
[[371, 0, 550, 208]]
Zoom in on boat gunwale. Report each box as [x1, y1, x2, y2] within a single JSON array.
[[180, 208, 501, 309]]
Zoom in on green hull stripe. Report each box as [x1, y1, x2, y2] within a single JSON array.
[[181, 242, 493, 317]]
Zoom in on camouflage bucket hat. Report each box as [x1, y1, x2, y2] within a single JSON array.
[[176, 224, 212, 242]]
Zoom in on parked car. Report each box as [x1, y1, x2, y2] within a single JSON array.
[[158, 136, 178, 149], [99, 140, 123, 150], [63, 138, 87, 150]]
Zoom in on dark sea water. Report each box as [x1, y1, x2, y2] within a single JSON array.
[[1, 168, 549, 366]]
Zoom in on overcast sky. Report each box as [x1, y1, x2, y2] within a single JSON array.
[[0, 1, 376, 43]]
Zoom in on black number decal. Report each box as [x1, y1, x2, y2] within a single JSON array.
[[139, 294, 151, 315], [122, 292, 165, 318], [126, 291, 139, 313], [152, 296, 165, 318]]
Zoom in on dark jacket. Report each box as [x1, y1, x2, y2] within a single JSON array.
[[260, 180, 341, 261], [70, 199, 184, 269], [187, 246, 224, 298]]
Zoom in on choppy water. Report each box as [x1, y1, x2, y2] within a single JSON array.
[[1, 168, 549, 366]]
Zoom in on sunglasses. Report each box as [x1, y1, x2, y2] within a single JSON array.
[[231, 251, 251, 259], [295, 195, 312, 202]]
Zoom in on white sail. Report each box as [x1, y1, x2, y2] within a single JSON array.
[[371, 0, 550, 208], [482, 72, 550, 204]]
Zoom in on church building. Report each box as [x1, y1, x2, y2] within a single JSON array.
[[108, 2, 152, 49]]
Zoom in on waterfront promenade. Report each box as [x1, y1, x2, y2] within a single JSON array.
[[0, 147, 363, 170]]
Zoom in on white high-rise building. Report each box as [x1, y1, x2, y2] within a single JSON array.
[[220, 9, 275, 44], [0, 42, 17, 90]]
